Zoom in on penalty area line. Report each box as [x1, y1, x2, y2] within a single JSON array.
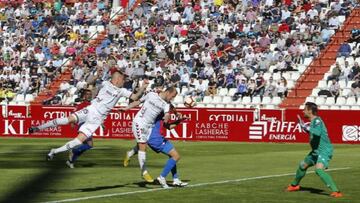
[[43, 167, 350, 203]]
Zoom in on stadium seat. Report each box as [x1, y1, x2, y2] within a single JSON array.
[[202, 96, 212, 104], [340, 105, 350, 110], [263, 72, 271, 80], [181, 87, 189, 93], [351, 105, 360, 110], [218, 88, 228, 96], [291, 72, 300, 81], [330, 105, 340, 110], [222, 96, 233, 104], [299, 104, 305, 109], [339, 80, 346, 89], [315, 96, 326, 105], [216, 104, 225, 108], [346, 97, 356, 105], [287, 80, 295, 89], [311, 88, 320, 97], [319, 105, 329, 110], [242, 96, 251, 105], [15, 94, 25, 102], [325, 97, 335, 105], [265, 104, 275, 109], [196, 103, 206, 108], [235, 104, 245, 108], [303, 57, 313, 66], [342, 88, 351, 97], [336, 97, 346, 105], [318, 80, 327, 89], [173, 96, 184, 104], [252, 96, 261, 105], [273, 73, 281, 81], [305, 96, 315, 103], [227, 88, 237, 96], [212, 96, 222, 104], [297, 65, 306, 73], [262, 96, 271, 105], [25, 94, 34, 102], [177, 103, 185, 108], [272, 97, 281, 105], [225, 104, 235, 108], [206, 104, 215, 108]]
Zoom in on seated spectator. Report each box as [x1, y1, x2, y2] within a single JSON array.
[[194, 78, 207, 100], [349, 62, 360, 80], [329, 79, 340, 103], [326, 63, 342, 83], [276, 77, 288, 98], [264, 76, 277, 97], [348, 29, 360, 48], [337, 42, 352, 58], [233, 79, 248, 101], [254, 72, 265, 98], [205, 77, 217, 96], [247, 78, 256, 97], [348, 77, 360, 99], [61, 91, 73, 105]]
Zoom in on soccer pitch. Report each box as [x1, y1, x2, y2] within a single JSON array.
[[0, 138, 359, 203]]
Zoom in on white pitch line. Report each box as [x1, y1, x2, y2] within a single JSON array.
[[0, 147, 112, 154], [42, 167, 350, 203]]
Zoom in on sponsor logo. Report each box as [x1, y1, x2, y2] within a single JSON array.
[[208, 114, 248, 122], [249, 121, 306, 141], [44, 111, 72, 119], [165, 123, 191, 139], [342, 125, 360, 141], [8, 110, 25, 118]]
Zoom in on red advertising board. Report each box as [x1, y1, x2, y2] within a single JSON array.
[[0, 105, 360, 144]]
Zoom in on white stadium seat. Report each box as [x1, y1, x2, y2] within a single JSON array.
[[324, 97, 335, 105], [262, 97, 271, 105], [272, 97, 282, 105], [315, 96, 326, 105], [341, 105, 350, 110], [336, 97, 346, 105], [330, 105, 339, 110], [228, 88, 237, 96], [212, 96, 222, 104], [346, 97, 356, 105], [242, 96, 251, 105], [252, 96, 261, 105], [202, 96, 212, 104], [218, 88, 228, 96], [173, 96, 184, 104], [222, 96, 233, 104]]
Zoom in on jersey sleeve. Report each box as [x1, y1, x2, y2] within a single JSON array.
[[120, 88, 133, 98], [139, 92, 150, 103], [163, 103, 170, 114], [310, 118, 322, 137]]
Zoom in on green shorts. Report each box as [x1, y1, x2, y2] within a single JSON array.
[[303, 152, 333, 169]]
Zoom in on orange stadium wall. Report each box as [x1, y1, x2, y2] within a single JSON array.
[[1, 105, 360, 144]]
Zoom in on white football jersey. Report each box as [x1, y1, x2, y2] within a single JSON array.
[[90, 81, 132, 117], [134, 92, 170, 125]]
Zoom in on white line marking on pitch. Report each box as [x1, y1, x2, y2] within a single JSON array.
[[42, 167, 350, 203]]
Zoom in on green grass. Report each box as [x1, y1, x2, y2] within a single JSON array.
[[0, 138, 359, 203]]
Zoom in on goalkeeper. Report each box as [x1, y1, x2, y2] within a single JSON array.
[[287, 102, 343, 198]]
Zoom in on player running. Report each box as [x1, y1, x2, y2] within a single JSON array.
[[29, 71, 148, 160], [124, 104, 188, 188], [120, 86, 177, 183], [287, 102, 343, 198]]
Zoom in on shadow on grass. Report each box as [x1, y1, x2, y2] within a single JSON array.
[[300, 186, 328, 196], [0, 162, 67, 203], [133, 179, 191, 188]]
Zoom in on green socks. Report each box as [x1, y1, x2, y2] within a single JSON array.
[[315, 169, 339, 192], [291, 166, 307, 186]]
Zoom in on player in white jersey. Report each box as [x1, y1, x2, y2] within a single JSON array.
[[120, 86, 178, 182], [29, 71, 148, 160]]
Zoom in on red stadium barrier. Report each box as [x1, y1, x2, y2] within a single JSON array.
[[1, 105, 360, 144]]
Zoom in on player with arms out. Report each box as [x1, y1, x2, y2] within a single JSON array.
[[120, 86, 178, 183], [30, 71, 148, 160], [287, 102, 343, 198]]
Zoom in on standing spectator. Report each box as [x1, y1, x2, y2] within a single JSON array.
[[18, 76, 30, 98], [247, 78, 256, 97], [254, 72, 265, 98], [264, 76, 277, 97]]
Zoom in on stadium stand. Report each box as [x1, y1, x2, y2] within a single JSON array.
[[1, 0, 359, 110]]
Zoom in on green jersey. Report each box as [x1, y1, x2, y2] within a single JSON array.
[[309, 116, 333, 156]]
